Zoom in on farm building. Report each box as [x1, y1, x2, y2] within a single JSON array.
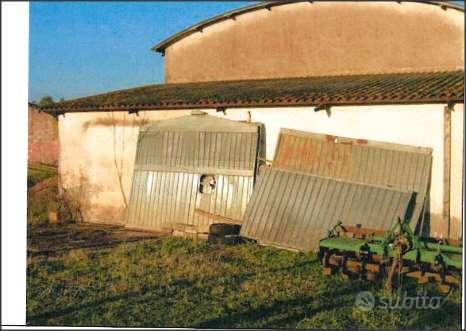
[[40, 1, 464, 241]]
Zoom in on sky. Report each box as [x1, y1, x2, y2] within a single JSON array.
[[29, 1, 254, 102], [28, 1, 463, 102]]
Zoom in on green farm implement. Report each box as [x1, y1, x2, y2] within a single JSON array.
[[318, 219, 462, 293]]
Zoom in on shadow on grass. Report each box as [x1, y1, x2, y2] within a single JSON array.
[[27, 258, 312, 323], [28, 258, 358, 327], [28, 290, 143, 325], [195, 282, 371, 328]]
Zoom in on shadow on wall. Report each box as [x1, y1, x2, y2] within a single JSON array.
[[59, 169, 106, 223], [78, 113, 154, 223], [82, 116, 150, 131]]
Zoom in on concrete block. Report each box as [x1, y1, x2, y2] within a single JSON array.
[[197, 233, 209, 241]]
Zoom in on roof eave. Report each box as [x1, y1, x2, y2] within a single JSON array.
[[40, 97, 464, 116]]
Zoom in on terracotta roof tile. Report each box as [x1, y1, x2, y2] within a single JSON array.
[[41, 71, 464, 114]]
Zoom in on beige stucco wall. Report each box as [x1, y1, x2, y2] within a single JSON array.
[[58, 103, 463, 238], [164, 1, 464, 83], [58, 111, 191, 224]]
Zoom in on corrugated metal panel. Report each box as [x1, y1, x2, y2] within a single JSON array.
[[274, 129, 432, 225], [194, 175, 255, 230], [240, 167, 415, 252], [135, 130, 258, 174], [126, 170, 254, 231], [126, 113, 260, 231], [126, 171, 196, 230]]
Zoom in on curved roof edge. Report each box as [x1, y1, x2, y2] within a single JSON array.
[[152, 1, 464, 54]]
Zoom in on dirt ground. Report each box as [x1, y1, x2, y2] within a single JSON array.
[[28, 223, 165, 258]]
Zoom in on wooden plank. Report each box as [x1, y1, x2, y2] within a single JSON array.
[[443, 104, 452, 237], [194, 209, 243, 225]]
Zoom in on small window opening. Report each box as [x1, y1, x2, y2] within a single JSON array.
[[199, 175, 216, 194]]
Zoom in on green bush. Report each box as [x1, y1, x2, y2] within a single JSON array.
[[27, 176, 59, 227]]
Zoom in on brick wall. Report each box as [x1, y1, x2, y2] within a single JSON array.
[[28, 105, 58, 165]]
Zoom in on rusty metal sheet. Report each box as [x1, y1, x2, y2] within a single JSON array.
[[240, 167, 415, 252], [273, 129, 432, 228]]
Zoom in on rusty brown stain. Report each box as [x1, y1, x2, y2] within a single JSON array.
[[276, 133, 354, 177], [273, 129, 433, 227], [275, 136, 293, 167], [82, 117, 150, 130]]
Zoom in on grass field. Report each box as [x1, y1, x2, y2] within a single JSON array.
[[26, 169, 462, 328], [27, 223, 462, 328], [27, 163, 57, 188]]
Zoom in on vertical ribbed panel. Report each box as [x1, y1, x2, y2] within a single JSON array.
[[136, 131, 258, 172], [274, 129, 432, 225], [126, 114, 260, 232], [240, 167, 415, 252], [194, 175, 255, 229], [126, 171, 196, 230], [126, 170, 254, 231]]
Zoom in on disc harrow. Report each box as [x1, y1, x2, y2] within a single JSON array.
[[318, 218, 462, 293]]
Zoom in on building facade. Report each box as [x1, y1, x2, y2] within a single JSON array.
[[42, 1, 464, 240], [155, 1, 463, 83]]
